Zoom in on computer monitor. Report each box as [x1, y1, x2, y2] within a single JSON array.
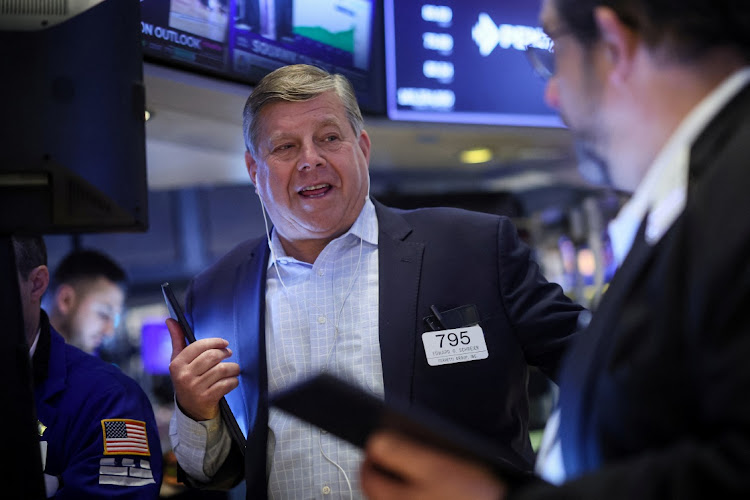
[[0, 0, 149, 234]]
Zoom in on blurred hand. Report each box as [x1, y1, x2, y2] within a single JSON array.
[[166, 318, 240, 421], [361, 430, 507, 500]]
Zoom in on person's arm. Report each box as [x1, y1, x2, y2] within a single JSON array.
[[169, 403, 234, 482], [54, 377, 163, 499], [166, 318, 244, 488], [495, 217, 586, 380]]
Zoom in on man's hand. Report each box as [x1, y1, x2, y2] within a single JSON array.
[[361, 430, 507, 500], [166, 318, 240, 421]]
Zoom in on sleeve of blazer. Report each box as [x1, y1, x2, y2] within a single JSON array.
[[496, 217, 585, 381]]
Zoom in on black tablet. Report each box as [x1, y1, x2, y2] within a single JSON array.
[[269, 373, 535, 486], [161, 282, 247, 456]]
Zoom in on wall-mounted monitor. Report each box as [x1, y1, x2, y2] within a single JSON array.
[[384, 0, 561, 127], [140, 0, 385, 113], [141, 321, 172, 376]]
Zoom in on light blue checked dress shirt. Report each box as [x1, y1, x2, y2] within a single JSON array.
[[265, 198, 382, 499], [171, 199, 383, 499]]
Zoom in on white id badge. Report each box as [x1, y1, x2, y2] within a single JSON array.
[[422, 324, 489, 366]]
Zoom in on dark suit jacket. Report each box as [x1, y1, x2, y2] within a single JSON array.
[[184, 200, 583, 497], [514, 83, 750, 499]]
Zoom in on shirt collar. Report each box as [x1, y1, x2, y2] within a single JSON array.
[[608, 67, 750, 267], [267, 197, 379, 268]]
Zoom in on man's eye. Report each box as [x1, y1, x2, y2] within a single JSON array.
[[324, 135, 339, 142]]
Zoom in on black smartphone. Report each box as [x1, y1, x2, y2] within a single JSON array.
[[161, 282, 247, 456], [270, 373, 535, 486]]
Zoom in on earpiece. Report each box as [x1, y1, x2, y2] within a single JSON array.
[[258, 192, 289, 291]]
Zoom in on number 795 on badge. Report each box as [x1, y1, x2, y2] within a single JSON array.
[[421, 325, 489, 366]]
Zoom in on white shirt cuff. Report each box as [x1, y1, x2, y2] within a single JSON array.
[[169, 402, 232, 482]]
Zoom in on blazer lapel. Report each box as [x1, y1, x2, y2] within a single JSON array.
[[230, 242, 269, 440], [231, 241, 269, 494], [689, 83, 750, 182], [374, 202, 424, 405]]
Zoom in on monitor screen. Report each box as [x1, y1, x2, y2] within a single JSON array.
[[140, 0, 384, 113], [384, 0, 561, 126], [141, 320, 173, 376]]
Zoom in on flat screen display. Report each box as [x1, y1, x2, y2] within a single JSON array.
[[141, 321, 172, 375], [140, 0, 383, 113], [384, 0, 562, 126]]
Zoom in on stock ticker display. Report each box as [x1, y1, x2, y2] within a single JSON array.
[[384, 0, 562, 126]]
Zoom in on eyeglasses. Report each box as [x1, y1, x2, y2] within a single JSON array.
[[525, 30, 568, 81]]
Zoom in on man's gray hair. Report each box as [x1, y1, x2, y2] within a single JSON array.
[[242, 64, 364, 157]]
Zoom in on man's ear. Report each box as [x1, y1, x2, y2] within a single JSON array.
[[27, 265, 49, 303], [594, 6, 639, 85], [245, 150, 258, 190], [358, 129, 371, 166], [54, 283, 77, 315]]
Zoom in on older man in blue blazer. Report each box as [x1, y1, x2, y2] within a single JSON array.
[[166, 63, 585, 500]]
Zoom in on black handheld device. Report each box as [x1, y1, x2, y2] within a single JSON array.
[[161, 282, 247, 456]]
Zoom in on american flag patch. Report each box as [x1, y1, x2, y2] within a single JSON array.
[[101, 419, 150, 456]]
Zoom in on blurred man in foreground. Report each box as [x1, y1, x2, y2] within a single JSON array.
[[361, 0, 750, 498], [47, 249, 126, 354]]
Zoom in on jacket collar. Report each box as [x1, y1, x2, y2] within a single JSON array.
[[372, 200, 424, 405], [33, 311, 69, 414]]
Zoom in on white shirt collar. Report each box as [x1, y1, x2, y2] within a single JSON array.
[[608, 67, 750, 267]]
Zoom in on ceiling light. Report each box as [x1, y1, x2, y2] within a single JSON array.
[[459, 147, 493, 164]]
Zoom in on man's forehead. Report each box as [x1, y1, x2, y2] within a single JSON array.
[[74, 277, 124, 300], [264, 93, 344, 120]]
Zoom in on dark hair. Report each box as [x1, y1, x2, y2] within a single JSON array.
[[11, 235, 47, 280], [53, 249, 127, 290], [242, 64, 364, 157], [555, 0, 750, 62]]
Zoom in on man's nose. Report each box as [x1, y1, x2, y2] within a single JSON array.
[[544, 77, 561, 110], [297, 141, 325, 171]]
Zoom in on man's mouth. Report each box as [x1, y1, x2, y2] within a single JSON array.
[[299, 184, 332, 197]]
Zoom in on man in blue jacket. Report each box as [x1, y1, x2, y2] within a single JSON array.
[[14, 235, 163, 499]]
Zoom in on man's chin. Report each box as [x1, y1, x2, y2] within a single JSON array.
[[574, 140, 612, 187]]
